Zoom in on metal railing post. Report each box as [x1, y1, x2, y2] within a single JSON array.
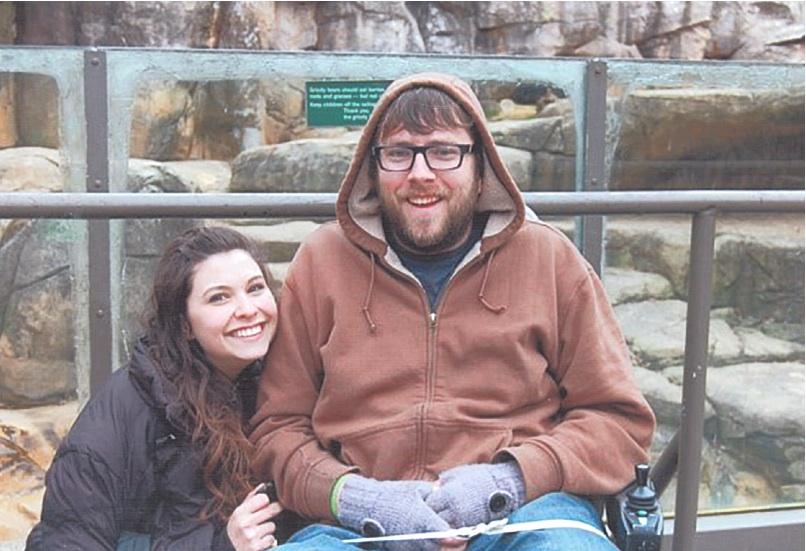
[[84, 48, 113, 394], [673, 208, 718, 551], [581, 59, 608, 276]]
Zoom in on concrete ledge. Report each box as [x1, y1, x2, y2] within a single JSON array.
[[661, 507, 805, 551]]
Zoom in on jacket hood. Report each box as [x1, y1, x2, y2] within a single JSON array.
[[335, 73, 527, 258]]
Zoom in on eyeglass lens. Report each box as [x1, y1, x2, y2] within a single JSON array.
[[378, 145, 469, 171]]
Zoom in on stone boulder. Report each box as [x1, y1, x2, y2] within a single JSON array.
[[605, 215, 805, 325], [74, 2, 216, 48], [715, 233, 805, 323], [161, 159, 231, 193], [229, 221, 321, 264], [407, 1, 475, 54], [489, 116, 574, 155], [605, 217, 692, 298], [475, 2, 601, 56], [496, 146, 532, 190], [231, 137, 357, 193], [653, 425, 782, 510], [633, 365, 715, 427], [0, 147, 62, 192], [707, 362, 804, 485], [707, 1, 805, 62], [603, 267, 674, 305], [315, 2, 425, 52], [0, 220, 77, 406], [216, 2, 317, 50], [615, 300, 802, 370], [260, 78, 308, 145], [615, 299, 742, 369], [573, 36, 642, 58], [635, 2, 713, 60], [129, 82, 196, 161], [611, 87, 805, 191], [0, 402, 79, 540], [129, 79, 267, 162]]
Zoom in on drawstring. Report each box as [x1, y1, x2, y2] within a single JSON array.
[[478, 250, 507, 314], [363, 248, 505, 331], [362, 252, 378, 333]]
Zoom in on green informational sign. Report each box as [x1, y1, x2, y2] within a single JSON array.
[[306, 80, 392, 127]]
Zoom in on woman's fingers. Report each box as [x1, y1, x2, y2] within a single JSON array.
[[249, 501, 283, 525]]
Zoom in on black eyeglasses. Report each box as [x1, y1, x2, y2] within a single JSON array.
[[372, 144, 475, 172]]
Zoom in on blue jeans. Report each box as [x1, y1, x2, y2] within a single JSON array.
[[280, 492, 617, 550], [116, 532, 151, 551]]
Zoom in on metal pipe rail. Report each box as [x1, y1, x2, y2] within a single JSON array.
[[1, 190, 803, 218], [1, 189, 803, 551]]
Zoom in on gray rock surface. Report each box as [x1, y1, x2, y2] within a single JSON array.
[[707, 362, 804, 485], [0, 267, 75, 406], [230, 221, 320, 264], [708, 362, 804, 437], [603, 267, 674, 305], [161, 160, 231, 193], [611, 87, 805, 191], [488, 117, 567, 154], [496, 146, 532, 190], [0, 402, 78, 542], [0, 147, 62, 192], [715, 233, 805, 323], [231, 137, 357, 193], [633, 365, 715, 426], [315, 2, 425, 52], [615, 299, 743, 368], [606, 219, 693, 299]]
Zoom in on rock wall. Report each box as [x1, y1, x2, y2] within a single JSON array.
[[12, 2, 801, 61]]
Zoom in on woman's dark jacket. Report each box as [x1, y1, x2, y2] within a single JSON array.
[[25, 340, 259, 550]]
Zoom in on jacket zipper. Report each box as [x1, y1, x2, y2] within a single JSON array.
[[413, 255, 484, 477], [377, 252, 485, 478]]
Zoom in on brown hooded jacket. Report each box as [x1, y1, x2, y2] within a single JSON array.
[[250, 73, 655, 522]]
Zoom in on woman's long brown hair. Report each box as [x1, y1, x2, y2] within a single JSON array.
[[143, 226, 273, 521]]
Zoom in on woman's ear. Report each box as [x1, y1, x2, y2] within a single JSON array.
[[182, 319, 194, 341]]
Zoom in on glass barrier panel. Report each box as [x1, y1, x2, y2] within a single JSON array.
[[605, 61, 805, 514], [0, 49, 87, 546], [606, 62, 804, 192]]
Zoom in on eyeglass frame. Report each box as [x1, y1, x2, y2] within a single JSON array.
[[372, 143, 476, 172]]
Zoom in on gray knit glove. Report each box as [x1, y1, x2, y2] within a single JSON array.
[[336, 474, 449, 551], [425, 462, 526, 528]]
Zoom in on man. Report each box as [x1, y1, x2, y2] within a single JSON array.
[[251, 73, 655, 550]]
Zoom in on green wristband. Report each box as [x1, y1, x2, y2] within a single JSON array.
[[330, 474, 352, 518]]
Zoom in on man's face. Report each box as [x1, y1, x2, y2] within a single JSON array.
[[375, 125, 480, 255]]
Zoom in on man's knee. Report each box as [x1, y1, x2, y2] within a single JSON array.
[[510, 492, 602, 526]]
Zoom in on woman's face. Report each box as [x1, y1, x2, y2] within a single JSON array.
[[185, 249, 277, 380]]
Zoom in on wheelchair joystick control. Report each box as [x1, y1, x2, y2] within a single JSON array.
[[627, 464, 657, 510], [607, 463, 664, 551]]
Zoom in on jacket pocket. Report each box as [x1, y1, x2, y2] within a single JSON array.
[[424, 421, 513, 476], [337, 422, 419, 480]]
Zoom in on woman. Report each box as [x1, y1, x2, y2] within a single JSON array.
[[26, 227, 284, 551]]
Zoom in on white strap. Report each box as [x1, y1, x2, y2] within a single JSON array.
[[342, 517, 610, 544]]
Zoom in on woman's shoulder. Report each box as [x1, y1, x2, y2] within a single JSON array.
[[58, 366, 160, 463]]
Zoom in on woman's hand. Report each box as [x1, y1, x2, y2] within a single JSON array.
[[226, 484, 284, 551]]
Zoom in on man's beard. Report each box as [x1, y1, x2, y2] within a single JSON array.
[[380, 184, 479, 256]]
